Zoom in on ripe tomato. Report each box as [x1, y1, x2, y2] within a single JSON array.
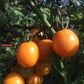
[[34, 61, 52, 76], [16, 41, 40, 68], [26, 73, 43, 84], [37, 39, 52, 61], [68, 28, 77, 35], [19, 66, 33, 78], [40, 76, 44, 84], [30, 29, 44, 44], [11, 64, 20, 73], [3, 72, 25, 84], [52, 29, 79, 58]]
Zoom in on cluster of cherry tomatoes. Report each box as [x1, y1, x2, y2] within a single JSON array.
[[3, 28, 79, 84]]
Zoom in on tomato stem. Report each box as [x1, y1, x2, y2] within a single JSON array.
[[62, 59, 71, 84], [25, 0, 56, 36]]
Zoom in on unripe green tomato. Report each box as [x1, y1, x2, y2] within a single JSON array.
[[19, 66, 33, 78], [0, 10, 8, 27]]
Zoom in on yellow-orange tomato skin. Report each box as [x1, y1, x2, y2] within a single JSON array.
[[34, 61, 52, 76], [3, 72, 25, 84], [37, 39, 52, 61], [16, 41, 40, 68], [26, 73, 42, 84], [30, 29, 44, 44], [52, 29, 79, 58]]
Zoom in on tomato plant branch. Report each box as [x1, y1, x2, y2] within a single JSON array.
[[62, 59, 71, 84], [58, 18, 84, 25], [65, 21, 69, 29], [61, 16, 64, 29], [25, 0, 56, 36]]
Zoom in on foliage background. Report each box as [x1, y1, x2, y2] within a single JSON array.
[[0, 0, 84, 84]]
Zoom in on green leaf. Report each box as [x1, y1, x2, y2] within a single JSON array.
[[32, 13, 36, 17], [56, 16, 60, 22], [83, 80, 84, 84], [80, 33, 84, 37], [40, 7, 45, 12], [13, 10, 24, 16], [73, 12, 83, 19]]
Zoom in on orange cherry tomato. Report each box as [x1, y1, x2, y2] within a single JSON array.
[[30, 29, 44, 44], [37, 39, 52, 61], [26, 73, 43, 84], [19, 66, 33, 78], [34, 61, 52, 76], [3, 72, 25, 84], [52, 29, 79, 58], [68, 28, 77, 35], [16, 41, 40, 68], [40, 76, 44, 84]]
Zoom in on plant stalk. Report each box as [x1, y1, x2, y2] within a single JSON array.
[[25, 0, 56, 36], [62, 59, 71, 84]]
